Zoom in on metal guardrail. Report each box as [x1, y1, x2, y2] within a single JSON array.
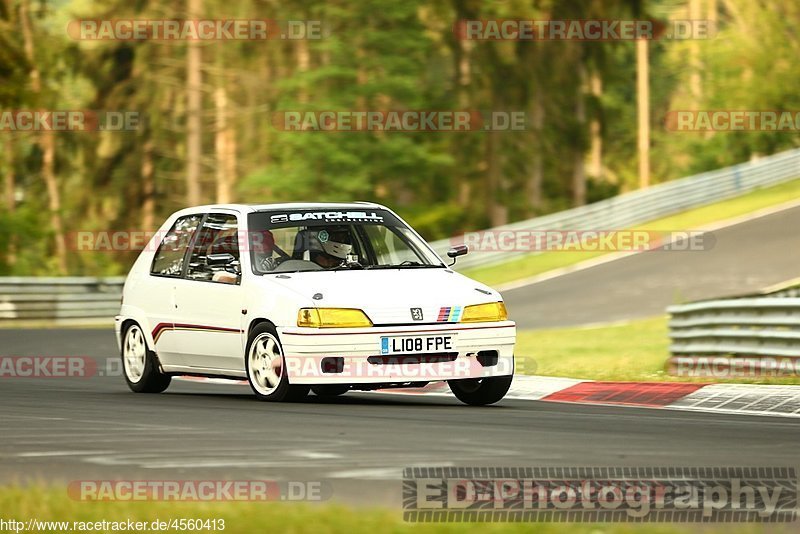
[[2, 149, 800, 324], [667, 281, 800, 362], [430, 148, 800, 270], [0, 277, 123, 325]]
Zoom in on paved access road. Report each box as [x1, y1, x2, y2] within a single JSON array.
[[503, 205, 800, 329], [1, 329, 798, 507]]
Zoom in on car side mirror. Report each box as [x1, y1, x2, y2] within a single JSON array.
[[446, 245, 469, 266]]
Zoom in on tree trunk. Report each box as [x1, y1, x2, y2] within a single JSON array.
[[636, 38, 650, 189], [456, 39, 472, 208], [185, 0, 203, 205], [141, 139, 155, 231], [214, 87, 234, 203], [486, 127, 507, 227], [707, 0, 718, 26], [526, 84, 544, 212], [295, 37, 310, 104], [688, 0, 703, 106], [41, 130, 67, 272], [572, 61, 587, 206], [3, 137, 12, 213], [2, 137, 15, 267], [588, 68, 604, 182], [20, 0, 67, 273]]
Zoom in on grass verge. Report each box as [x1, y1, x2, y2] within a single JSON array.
[[515, 316, 800, 385], [463, 178, 800, 288], [0, 485, 792, 534]]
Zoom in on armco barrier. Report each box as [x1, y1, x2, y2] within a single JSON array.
[[430, 148, 800, 270], [0, 277, 123, 325], [667, 280, 800, 375], [2, 149, 799, 324]]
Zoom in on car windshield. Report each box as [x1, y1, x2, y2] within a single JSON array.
[[247, 208, 445, 274]]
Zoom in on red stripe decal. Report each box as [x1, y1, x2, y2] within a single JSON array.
[[172, 323, 240, 333], [152, 323, 241, 344], [542, 382, 706, 407], [151, 322, 171, 342]]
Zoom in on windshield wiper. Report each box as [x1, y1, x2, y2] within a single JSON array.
[[329, 262, 365, 271], [366, 262, 445, 270]]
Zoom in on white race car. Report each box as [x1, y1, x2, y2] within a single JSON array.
[[115, 202, 515, 405]]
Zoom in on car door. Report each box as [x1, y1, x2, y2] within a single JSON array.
[[172, 211, 246, 371], [146, 213, 204, 367]]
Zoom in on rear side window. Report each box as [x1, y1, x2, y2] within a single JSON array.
[[150, 214, 203, 277], [185, 213, 241, 283]]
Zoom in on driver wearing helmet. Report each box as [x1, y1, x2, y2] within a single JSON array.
[[307, 226, 353, 268]]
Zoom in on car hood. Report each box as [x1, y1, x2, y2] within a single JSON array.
[[265, 268, 502, 325]]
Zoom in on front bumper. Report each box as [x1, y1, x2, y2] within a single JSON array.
[[278, 321, 515, 385]]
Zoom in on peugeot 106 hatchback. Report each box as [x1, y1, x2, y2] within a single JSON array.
[[116, 203, 515, 405]]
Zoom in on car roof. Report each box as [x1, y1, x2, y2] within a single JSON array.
[[171, 201, 389, 216]]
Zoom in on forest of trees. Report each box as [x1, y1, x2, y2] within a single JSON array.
[[0, 0, 798, 275]]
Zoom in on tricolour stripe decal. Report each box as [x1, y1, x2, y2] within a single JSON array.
[[436, 306, 463, 322]]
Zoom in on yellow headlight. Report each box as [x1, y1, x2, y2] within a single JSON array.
[[461, 302, 508, 323], [297, 308, 373, 328]]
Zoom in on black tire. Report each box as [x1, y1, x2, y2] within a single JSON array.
[[245, 323, 309, 402], [448, 375, 513, 406], [311, 385, 349, 397], [122, 323, 171, 393]]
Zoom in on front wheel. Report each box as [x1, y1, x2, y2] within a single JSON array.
[[245, 324, 309, 402], [448, 375, 512, 406], [122, 323, 171, 393]]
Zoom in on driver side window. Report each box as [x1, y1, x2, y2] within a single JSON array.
[[185, 213, 241, 284]]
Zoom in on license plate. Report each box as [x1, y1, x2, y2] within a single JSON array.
[[380, 334, 456, 355]]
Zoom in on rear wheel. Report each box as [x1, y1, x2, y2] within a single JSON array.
[[311, 385, 349, 397], [448, 375, 512, 406], [122, 323, 171, 393], [245, 324, 309, 402]]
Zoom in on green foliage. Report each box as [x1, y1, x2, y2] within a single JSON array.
[[1, 0, 799, 275]]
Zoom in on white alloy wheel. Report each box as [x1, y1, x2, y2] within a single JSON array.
[[248, 332, 284, 396], [123, 325, 147, 383]]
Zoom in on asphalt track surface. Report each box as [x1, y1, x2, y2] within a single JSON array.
[[503, 204, 800, 329], [2, 204, 799, 510], [1, 329, 799, 508]]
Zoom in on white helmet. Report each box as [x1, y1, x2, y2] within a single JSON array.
[[311, 228, 352, 259]]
